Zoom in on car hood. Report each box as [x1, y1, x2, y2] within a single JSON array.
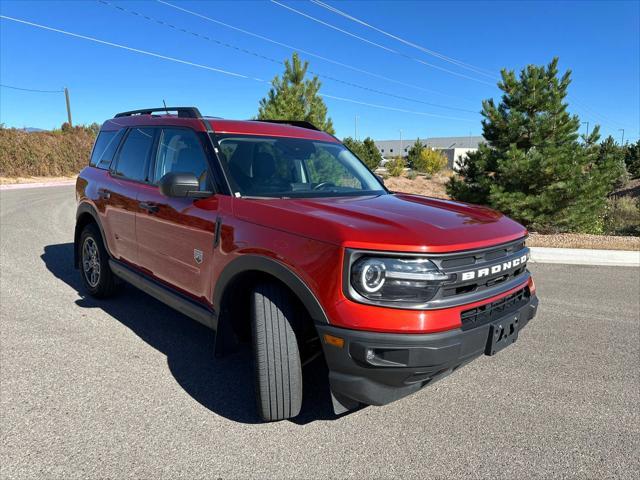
[[233, 193, 527, 253]]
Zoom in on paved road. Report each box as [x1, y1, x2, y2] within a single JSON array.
[[1, 185, 639, 479]]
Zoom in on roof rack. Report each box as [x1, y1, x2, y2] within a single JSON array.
[[114, 107, 202, 119], [252, 119, 320, 131]]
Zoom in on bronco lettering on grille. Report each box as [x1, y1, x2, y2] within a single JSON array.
[[460, 254, 528, 281]]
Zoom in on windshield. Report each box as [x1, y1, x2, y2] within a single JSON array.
[[215, 135, 386, 198]]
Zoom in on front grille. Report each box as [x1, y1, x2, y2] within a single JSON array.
[[438, 239, 525, 269], [460, 287, 530, 331], [428, 237, 529, 301]]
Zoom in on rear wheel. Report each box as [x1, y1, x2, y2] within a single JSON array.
[[79, 223, 117, 298], [251, 282, 303, 421]]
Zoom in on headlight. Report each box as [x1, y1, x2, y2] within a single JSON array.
[[350, 256, 452, 305]]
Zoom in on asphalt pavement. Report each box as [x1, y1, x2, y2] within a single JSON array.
[[1, 185, 638, 479]]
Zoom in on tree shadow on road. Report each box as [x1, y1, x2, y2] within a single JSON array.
[[41, 243, 338, 425]]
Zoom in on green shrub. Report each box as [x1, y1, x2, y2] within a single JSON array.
[[604, 196, 640, 236], [406, 170, 417, 180], [414, 148, 447, 174], [386, 156, 405, 177]]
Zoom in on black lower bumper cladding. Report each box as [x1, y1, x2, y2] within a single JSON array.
[[318, 294, 538, 413]]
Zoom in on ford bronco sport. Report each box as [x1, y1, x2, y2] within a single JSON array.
[[75, 107, 538, 421]]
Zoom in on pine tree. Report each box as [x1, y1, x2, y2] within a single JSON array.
[[447, 58, 621, 233], [342, 137, 382, 171], [406, 139, 424, 170], [362, 137, 382, 170], [624, 140, 640, 178], [257, 53, 334, 134]]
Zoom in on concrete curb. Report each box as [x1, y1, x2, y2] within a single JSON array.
[[530, 247, 640, 267], [0, 181, 76, 191]]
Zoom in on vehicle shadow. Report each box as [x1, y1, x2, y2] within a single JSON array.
[[41, 243, 338, 425]]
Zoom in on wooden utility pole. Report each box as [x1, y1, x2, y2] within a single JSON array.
[[64, 87, 72, 127]]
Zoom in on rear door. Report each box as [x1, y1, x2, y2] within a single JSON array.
[[136, 127, 218, 302], [104, 126, 156, 264]]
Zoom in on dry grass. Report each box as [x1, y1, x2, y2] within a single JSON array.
[[384, 171, 453, 199], [0, 127, 95, 177]]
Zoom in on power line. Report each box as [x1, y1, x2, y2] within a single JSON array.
[[0, 14, 476, 122], [156, 0, 478, 105], [0, 15, 262, 81], [310, 0, 497, 79], [319, 94, 476, 122], [100, 0, 478, 114], [570, 96, 626, 129], [0, 84, 63, 93], [270, 0, 495, 86]]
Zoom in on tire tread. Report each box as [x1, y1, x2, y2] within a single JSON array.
[[251, 282, 302, 421]]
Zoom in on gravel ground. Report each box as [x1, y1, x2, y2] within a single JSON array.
[[1, 185, 639, 479], [383, 172, 451, 199], [527, 232, 639, 251]]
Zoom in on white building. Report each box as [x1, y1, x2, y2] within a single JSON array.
[[374, 136, 484, 171]]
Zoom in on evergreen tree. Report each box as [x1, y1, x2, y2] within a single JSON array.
[[624, 140, 640, 178], [597, 136, 628, 188], [406, 138, 424, 170], [447, 58, 621, 233], [257, 53, 334, 134], [362, 137, 382, 170], [342, 137, 382, 171]]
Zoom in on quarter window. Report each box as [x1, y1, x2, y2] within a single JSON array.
[[154, 128, 209, 190], [90, 129, 125, 169], [114, 128, 155, 182]]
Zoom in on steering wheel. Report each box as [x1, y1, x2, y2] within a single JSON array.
[[313, 181, 336, 191]]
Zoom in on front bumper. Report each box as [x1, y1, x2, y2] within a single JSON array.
[[317, 294, 538, 411]]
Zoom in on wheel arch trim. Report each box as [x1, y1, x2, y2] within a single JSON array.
[[213, 255, 330, 325], [74, 202, 110, 268]]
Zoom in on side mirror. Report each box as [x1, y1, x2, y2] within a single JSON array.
[[376, 174, 385, 185], [159, 172, 212, 198]]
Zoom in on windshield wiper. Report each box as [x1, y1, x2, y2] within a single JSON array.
[[238, 194, 289, 200]]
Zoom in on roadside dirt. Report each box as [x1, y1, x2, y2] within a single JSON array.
[[0, 176, 77, 185], [527, 232, 639, 251], [384, 172, 452, 199]]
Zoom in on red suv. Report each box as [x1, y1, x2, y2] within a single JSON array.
[[75, 107, 538, 421]]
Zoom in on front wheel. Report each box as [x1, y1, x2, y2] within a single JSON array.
[[251, 282, 303, 421], [79, 223, 117, 298]]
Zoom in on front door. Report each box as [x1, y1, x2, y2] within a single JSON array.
[[135, 127, 218, 303]]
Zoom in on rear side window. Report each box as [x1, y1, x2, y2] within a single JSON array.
[[153, 128, 209, 190], [113, 128, 155, 182], [89, 129, 124, 169]]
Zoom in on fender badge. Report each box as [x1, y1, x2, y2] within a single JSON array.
[[194, 249, 203, 264]]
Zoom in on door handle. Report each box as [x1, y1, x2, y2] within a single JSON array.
[[98, 189, 111, 200], [139, 201, 159, 213]]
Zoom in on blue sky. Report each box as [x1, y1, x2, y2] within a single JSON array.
[[1, 0, 638, 143]]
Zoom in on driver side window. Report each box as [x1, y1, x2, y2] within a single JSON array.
[[154, 128, 209, 190]]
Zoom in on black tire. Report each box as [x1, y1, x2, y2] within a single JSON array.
[[251, 282, 303, 421], [79, 223, 117, 298]]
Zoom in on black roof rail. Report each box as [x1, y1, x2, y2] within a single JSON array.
[[114, 107, 202, 119], [252, 119, 320, 131]]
